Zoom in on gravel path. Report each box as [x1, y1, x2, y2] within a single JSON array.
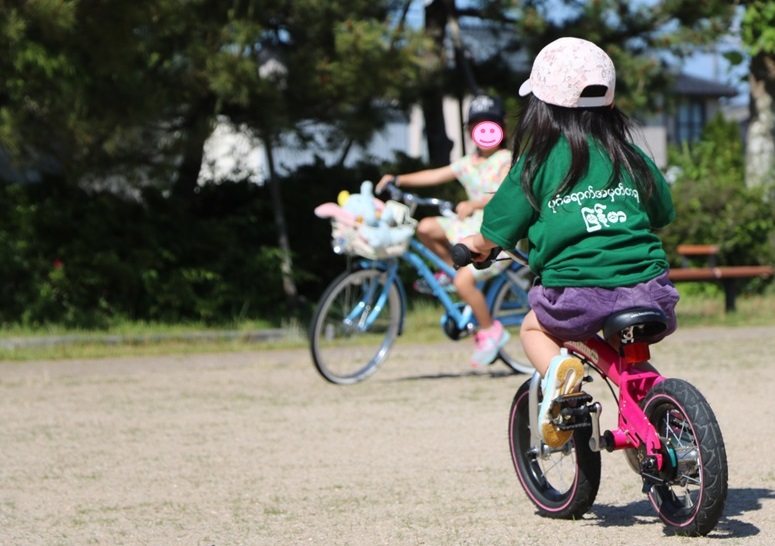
[[1, 325, 774, 545]]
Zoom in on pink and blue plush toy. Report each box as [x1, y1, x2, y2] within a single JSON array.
[[315, 181, 414, 251]]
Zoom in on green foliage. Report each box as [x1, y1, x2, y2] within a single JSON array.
[[0, 177, 296, 327], [0, 153, 454, 328], [742, 0, 775, 55], [0, 0, 427, 193], [1, 0, 740, 189], [661, 114, 775, 293]]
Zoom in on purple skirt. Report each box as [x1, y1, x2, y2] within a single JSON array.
[[528, 271, 679, 342]]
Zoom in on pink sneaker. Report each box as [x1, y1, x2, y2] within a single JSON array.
[[471, 320, 510, 367]]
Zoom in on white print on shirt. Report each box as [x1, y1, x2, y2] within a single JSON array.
[[547, 182, 640, 214], [581, 203, 627, 232]]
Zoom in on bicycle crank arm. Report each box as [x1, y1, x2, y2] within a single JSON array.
[[588, 402, 605, 452]]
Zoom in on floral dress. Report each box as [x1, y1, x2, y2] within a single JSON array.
[[438, 148, 512, 280]]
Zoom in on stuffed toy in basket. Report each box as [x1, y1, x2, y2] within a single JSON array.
[[314, 181, 417, 260]]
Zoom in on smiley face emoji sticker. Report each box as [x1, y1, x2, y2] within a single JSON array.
[[471, 121, 503, 149]]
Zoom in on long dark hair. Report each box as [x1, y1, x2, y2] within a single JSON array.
[[512, 92, 657, 210]]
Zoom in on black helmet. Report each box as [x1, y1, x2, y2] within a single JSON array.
[[467, 95, 505, 124]]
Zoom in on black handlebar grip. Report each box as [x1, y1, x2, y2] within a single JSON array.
[[451, 243, 501, 270], [473, 258, 494, 270], [450, 243, 473, 268]]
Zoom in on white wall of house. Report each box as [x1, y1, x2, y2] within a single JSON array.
[[401, 96, 474, 163], [634, 126, 668, 169]]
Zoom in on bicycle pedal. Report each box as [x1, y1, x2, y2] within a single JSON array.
[[550, 392, 594, 430], [560, 405, 593, 418], [554, 406, 592, 430], [556, 420, 591, 431], [556, 391, 593, 405]]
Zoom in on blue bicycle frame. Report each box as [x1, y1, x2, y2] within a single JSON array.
[[311, 180, 534, 384], [348, 236, 528, 337]]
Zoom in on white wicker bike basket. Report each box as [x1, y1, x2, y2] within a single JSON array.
[[330, 200, 417, 260]]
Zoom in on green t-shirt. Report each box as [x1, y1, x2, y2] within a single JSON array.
[[481, 138, 674, 288]]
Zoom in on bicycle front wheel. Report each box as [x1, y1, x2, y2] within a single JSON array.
[[508, 378, 601, 519], [641, 378, 728, 536], [491, 267, 533, 374], [309, 268, 403, 385]]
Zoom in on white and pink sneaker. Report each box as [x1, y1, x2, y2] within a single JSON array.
[[470, 320, 510, 367]]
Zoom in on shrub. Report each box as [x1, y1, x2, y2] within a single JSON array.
[[661, 114, 775, 294]]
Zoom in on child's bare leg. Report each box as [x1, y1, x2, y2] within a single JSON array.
[[416, 217, 452, 265], [520, 309, 564, 377], [453, 267, 492, 329], [523, 309, 583, 447]]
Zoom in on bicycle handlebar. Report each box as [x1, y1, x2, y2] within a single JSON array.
[[379, 180, 456, 218], [451, 243, 500, 270], [379, 178, 529, 270], [451, 243, 530, 270]]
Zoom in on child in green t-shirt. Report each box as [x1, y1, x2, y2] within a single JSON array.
[[459, 37, 679, 448]]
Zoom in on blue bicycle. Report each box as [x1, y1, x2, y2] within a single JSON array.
[[309, 182, 533, 385]]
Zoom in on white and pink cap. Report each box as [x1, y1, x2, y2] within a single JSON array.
[[518, 37, 616, 108]]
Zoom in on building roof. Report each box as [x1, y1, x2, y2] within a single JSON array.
[[674, 73, 739, 98]]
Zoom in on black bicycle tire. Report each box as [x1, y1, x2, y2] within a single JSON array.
[[508, 379, 601, 519], [641, 378, 728, 536]]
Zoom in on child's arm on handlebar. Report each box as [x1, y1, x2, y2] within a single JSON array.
[[457, 233, 500, 262], [451, 233, 502, 270], [450, 243, 500, 270], [376, 167, 456, 193], [376, 178, 456, 218]]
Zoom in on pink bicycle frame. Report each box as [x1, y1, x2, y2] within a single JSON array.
[[563, 335, 666, 469]]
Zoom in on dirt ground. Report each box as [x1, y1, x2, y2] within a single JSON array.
[[1, 325, 775, 545]]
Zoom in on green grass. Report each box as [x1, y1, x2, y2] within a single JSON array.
[[0, 289, 772, 361], [0, 318, 306, 361], [671, 285, 775, 328]]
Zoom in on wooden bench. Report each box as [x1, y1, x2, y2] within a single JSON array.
[[667, 244, 774, 312]]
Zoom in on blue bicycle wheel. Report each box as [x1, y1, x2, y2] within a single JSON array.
[[490, 266, 533, 374], [309, 268, 403, 384]]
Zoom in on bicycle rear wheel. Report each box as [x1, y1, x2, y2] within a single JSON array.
[[491, 267, 533, 374], [508, 378, 601, 519], [309, 268, 402, 385], [641, 378, 727, 536]]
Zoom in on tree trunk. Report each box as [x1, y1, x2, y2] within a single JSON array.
[[447, 3, 479, 95], [745, 52, 775, 195], [173, 96, 217, 197], [263, 134, 299, 304], [423, 0, 453, 167]]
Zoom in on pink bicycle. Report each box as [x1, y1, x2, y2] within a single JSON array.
[[451, 244, 728, 536]]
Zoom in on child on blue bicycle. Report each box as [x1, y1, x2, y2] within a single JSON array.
[[376, 95, 512, 367], [459, 38, 679, 447]]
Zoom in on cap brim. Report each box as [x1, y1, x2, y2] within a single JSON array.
[[576, 96, 611, 107], [518, 79, 532, 97]]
